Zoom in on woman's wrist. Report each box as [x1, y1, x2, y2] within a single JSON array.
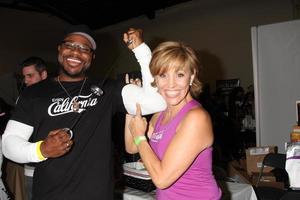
[[134, 135, 147, 146]]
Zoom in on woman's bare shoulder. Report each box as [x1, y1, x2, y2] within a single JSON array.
[[176, 105, 214, 148], [184, 105, 211, 123]]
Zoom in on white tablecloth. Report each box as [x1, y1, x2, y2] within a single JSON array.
[[219, 181, 257, 200], [123, 181, 257, 200], [123, 187, 155, 200]]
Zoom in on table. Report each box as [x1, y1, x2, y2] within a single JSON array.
[[123, 181, 257, 200], [219, 181, 257, 200], [123, 187, 155, 200]]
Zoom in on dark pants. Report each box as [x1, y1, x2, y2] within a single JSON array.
[[25, 175, 33, 200]]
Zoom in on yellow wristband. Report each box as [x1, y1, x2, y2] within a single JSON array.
[[36, 141, 46, 161], [134, 136, 147, 146]]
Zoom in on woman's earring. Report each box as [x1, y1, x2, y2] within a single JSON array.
[[190, 74, 195, 86], [189, 80, 193, 86]]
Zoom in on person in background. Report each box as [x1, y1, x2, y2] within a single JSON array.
[[21, 56, 48, 200], [124, 41, 222, 199], [21, 56, 47, 87], [3, 56, 48, 200], [3, 57, 48, 200], [1, 25, 164, 200]]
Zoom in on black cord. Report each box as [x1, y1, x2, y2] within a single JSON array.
[[66, 50, 125, 136]]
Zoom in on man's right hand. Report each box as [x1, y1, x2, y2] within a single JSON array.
[[40, 129, 73, 158]]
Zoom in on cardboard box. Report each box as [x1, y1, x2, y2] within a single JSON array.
[[227, 160, 251, 184], [251, 172, 284, 189], [251, 172, 276, 184], [227, 159, 285, 189], [245, 146, 277, 175]]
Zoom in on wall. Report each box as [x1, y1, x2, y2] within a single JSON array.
[[95, 0, 293, 90], [252, 19, 300, 152], [0, 8, 67, 75], [0, 0, 294, 96]]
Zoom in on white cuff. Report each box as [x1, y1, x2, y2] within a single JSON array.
[[2, 120, 46, 163]]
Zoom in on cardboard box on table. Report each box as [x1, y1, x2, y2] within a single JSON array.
[[245, 146, 277, 175], [227, 158, 285, 189], [251, 172, 285, 189], [245, 146, 286, 189], [227, 159, 251, 184]]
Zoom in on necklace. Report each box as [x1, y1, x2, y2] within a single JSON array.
[[57, 76, 87, 112]]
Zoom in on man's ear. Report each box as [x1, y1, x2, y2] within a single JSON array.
[[41, 70, 48, 80]]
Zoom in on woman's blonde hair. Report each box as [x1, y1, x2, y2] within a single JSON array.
[[150, 41, 202, 97]]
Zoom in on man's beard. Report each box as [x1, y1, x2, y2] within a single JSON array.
[[60, 66, 88, 78]]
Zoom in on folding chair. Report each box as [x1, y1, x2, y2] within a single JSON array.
[[254, 153, 288, 200]]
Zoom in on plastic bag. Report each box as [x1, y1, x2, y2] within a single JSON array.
[[286, 142, 300, 189]]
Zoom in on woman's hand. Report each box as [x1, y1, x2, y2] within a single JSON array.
[[129, 104, 148, 138]]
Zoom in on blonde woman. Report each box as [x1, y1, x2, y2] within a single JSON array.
[[125, 41, 222, 200]]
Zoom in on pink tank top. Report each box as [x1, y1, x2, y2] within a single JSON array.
[[150, 100, 222, 200]]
